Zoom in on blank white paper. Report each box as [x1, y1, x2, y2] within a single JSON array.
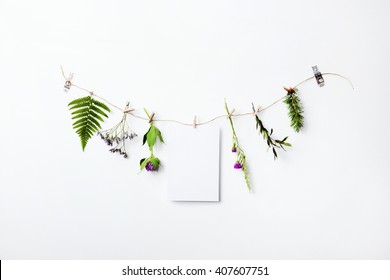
[[166, 126, 220, 202]]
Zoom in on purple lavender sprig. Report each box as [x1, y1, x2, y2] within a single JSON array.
[[97, 109, 137, 158]]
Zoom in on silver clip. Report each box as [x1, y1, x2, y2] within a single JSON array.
[[312, 66, 324, 87], [64, 72, 74, 92]]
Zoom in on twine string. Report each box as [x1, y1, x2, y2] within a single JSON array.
[[60, 66, 354, 126]]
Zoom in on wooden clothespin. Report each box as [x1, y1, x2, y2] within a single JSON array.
[[227, 108, 235, 118], [148, 112, 155, 123], [251, 102, 261, 116], [193, 115, 197, 128], [123, 102, 135, 114]]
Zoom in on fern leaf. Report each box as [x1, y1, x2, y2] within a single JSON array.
[[68, 95, 110, 151], [68, 96, 90, 106], [92, 99, 110, 112], [72, 118, 88, 127], [69, 102, 90, 110], [89, 110, 104, 122], [71, 108, 89, 115], [91, 105, 109, 118], [88, 115, 102, 130], [71, 111, 89, 119]]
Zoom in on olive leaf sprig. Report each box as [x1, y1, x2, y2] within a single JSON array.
[[97, 103, 137, 158], [140, 109, 164, 172], [283, 87, 304, 132], [225, 99, 250, 191], [253, 104, 291, 159]]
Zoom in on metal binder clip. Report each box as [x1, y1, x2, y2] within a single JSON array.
[[312, 66, 324, 87]]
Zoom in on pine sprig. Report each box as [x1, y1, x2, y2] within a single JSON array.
[[68, 95, 110, 151], [254, 114, 291, 159], [283, 87, 304, 132], [225, 99, 250, 191]]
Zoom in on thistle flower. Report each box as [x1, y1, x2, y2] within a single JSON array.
[[140, 156, 160, 172], [224, 99, 250, 190], [145, 161, 156, 172], [140, 109, 164, 173], [97, 109, 137, 158]]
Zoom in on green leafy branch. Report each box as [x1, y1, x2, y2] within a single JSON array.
[[225, 99, 250, 191], [254, 111, 291, 159], [283, 87, 304, 133], [68, 95, 110, 151], [140, 109, 164, 172]]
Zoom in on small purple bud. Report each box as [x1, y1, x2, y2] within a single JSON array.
[[145, 161, 156, 172], [231, 147, 237, 153], [234, 162, 243, 169]]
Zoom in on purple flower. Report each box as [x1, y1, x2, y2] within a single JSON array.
[[231, 146, 237, 153], [234, 162, 243, 169], [145, 161, 156, 172]]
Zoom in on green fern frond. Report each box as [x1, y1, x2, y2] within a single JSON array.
[[68, 96, 110, 151]]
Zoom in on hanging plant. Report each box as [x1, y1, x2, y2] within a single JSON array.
[[225, 99, 250, 190], [68, 95, 110, 151], [97, 103, 137, 158], [283, 87, 304, 132], [61, 66, 354, 193], [140, 109, 164, 172], [253, 104, 291, 159]]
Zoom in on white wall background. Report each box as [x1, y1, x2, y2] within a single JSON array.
[[1, 0, 389, 259]]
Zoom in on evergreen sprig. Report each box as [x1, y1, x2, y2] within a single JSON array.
[[225, 99, 250, 191], [254, 113, 291, 159], [140, 109, 164, 172], [68, 95, 110, 151], [283, 87, 304, 132]]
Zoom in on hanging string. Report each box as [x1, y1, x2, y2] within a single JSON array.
[[60, 66, 354, 126]]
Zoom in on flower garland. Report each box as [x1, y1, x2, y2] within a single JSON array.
[[62, 67, 353, 190]]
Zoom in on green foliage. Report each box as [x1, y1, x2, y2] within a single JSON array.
[[224, 99, 250, 191], [142, 124, 164, 152], [255, 115, 291, 159], [68, 95, 110, 151], [283, 87, 304, 133], [140, 109, 164, 172], [238, 152, 250, 191]]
